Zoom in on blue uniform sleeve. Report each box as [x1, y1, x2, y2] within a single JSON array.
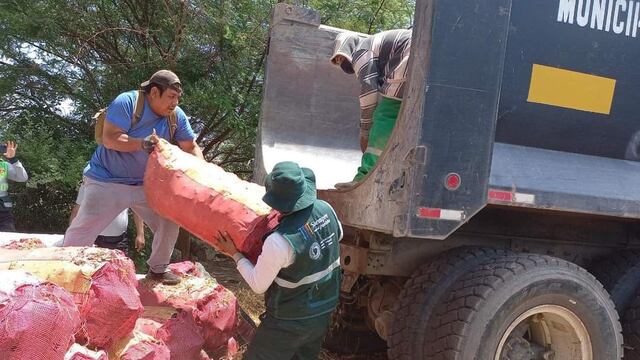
[[174, 107, 196, 142], [105, 91, 136, 132]]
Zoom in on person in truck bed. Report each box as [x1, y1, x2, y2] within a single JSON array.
[[330, 29, 412, 189], [212, 161, 342, 360], [0, 141, 28, 231]]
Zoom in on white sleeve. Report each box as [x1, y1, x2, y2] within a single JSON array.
[[7, 161, 28, 182], [236, 232, 295, 294], [325, 203, 344, 242]]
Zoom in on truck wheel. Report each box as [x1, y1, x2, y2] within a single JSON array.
[[590, 250, 640, 313], [387, 247, 511, 360], [622, 290, 640, 359], [426, 254, 623, 359]]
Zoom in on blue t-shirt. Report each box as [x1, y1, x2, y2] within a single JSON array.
[[85, 90, 196, 185]]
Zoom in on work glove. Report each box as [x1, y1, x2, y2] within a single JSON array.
[[142, 129, 159, 153]]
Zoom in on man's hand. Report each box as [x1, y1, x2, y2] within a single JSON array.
[[3, 141, 17, 159], [142, 129, 159, 153], [212, 231, 240, 257], [135, 234, 145, 252], [359, 133, 369, 153]]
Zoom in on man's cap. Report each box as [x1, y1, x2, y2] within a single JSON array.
[[140, 70, 182, 88], [262, 162, 317, 213]]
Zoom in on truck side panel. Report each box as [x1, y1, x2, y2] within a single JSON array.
[[497, 0, 640, 161]]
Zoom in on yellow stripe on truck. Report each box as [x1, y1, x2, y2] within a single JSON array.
[[527, 64, 616, 115]]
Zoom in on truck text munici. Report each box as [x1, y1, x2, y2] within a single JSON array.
[[558, 0, 640, 37]]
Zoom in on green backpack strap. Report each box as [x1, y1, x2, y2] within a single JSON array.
[[131, 90, 146, 128]]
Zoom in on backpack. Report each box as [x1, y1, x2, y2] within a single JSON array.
[[93, 90, 178, 145]]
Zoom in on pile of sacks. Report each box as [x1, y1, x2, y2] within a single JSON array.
[[136, 261, 239, 359], [0, 247, 239, 359], [0, 141, 284, 359]]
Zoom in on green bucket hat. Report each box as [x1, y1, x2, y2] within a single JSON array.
[[262, 161, 317, 213]]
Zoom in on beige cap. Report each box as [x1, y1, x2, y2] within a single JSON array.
[[140, 69, 181, 88]]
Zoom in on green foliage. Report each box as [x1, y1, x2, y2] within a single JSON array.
[[306, 0, 415, 33], [0, 0, 414, 233], [2, 111, 93, 231]]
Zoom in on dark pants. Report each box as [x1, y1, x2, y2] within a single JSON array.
[[244, 312, 332, 360], [94, 232, 130, 257], [0, 212, 16, 232]]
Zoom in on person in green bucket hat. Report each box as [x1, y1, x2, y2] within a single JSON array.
[[330, 29, 412, 189], [213, 161, 343, 360]]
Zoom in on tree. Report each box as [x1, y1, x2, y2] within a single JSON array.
[[0, 0, 414, 232], [0, 0, 275, 170]]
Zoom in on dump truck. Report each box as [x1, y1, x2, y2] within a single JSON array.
[[255, 1, 640, 359]]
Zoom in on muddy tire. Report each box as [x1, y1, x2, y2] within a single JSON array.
[[425, 254, 623, 359], [387, 247, 511, 360]]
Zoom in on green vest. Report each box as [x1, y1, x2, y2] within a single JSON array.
[[0, 161, 11, 212], [0, 162, 8, 193], [265, 200, 342, 320]]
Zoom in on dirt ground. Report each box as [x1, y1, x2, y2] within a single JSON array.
[[196, 250, 388, 360]]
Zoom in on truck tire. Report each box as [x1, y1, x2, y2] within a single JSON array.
[[623, 292, 640, 359], [590, 250, 640, 313], [425, 254, 623, 359], [387, 247, 511, 360], [622, 291, 640, 360]]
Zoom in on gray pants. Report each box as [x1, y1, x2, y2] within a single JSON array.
[[63, 177, 178, 273]]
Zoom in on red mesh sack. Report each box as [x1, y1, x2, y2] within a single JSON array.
[[0, 247, 143, 348], [194, 286, 239, 352], [0, 238, 46, 250], [81, 261, 143, 347], [64, 344, 108, 360], [144, 140, 279, 263], [138, 261, 238, 353], [156, 310, 205, 360], [135, 318, 163, 338], [0, 270, 81, 360], [108, 331, 170, 360]]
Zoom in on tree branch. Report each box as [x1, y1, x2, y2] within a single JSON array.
[[202, 127, 233, 155], [368, 0, 388, 34]]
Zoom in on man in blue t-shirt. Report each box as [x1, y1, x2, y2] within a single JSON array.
[[63, 70, 204, 285]]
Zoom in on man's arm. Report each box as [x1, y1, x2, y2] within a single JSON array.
[[178, 139, 204, 160], [7, 161, 28, 183], [102, 120, 147, 152], [358, 83, 378, 152], [132, 210, 146, 251], [353, 48, 380, 151], [236, 233, 294, 294], [213, 231, 293, 294], [4, 141, 28, 182]]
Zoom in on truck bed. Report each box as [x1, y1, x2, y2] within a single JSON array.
[[256, 2, 640, 239]]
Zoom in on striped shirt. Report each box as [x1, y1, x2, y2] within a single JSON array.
[[332, 30, 412, 133]]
